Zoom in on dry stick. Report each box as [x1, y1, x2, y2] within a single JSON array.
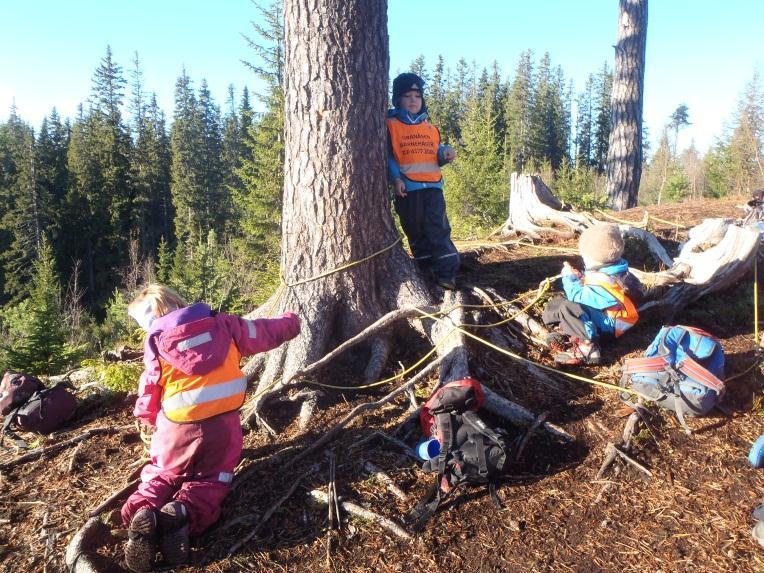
[[286, 356, 444, 469], [363, 461, 408, 501], [349, 430, 419, 462], [595, 443, 620, 481], [310, 489, 411, 541], [67, 441, 84, 474], [88, 479, 141, 517], [0, 427, 121, 471], [226, 465, 317, 558], [612, 445, 653, 479], [514, 411, 549, 462]]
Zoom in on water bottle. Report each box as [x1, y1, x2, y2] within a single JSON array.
[[748, 434, 764, 468]]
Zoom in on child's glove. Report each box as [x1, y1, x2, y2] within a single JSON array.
[[280, 311, 301, 340]]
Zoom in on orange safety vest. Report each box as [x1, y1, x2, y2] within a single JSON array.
[[387, 117, 442, 183], [583, 271, 639, 337], [158, 342, 246, 423]]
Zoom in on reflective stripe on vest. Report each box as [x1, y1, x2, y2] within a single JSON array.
[[159, 342, 246, 422], [387, 118, 442, 183], [583, 272, 639, 337]]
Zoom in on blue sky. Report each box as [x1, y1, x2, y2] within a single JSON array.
[[1, 1, 762, 155]]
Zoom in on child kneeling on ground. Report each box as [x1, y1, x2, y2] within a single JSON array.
[[121, 285, 300, 572], [542, 223, 641, 365]]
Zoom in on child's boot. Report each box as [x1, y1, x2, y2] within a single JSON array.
[[158, 501, 190, 566], [553, 339, 601, 366], [125, 508, 158, 572]]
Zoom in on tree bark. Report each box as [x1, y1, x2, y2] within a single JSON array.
[[243, 0, 431, 422], [605, 0, 648, 211]]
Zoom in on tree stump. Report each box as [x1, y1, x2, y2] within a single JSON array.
[[499, 173, 597, 239]]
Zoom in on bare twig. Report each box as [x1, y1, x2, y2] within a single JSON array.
[[226, 464, 318, 558], [310, 489, 411, 540], [0, 427, 122, 472], [612, 445, 653, 478]]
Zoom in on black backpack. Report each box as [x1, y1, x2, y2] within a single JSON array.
[[408, 378, 511, 530]]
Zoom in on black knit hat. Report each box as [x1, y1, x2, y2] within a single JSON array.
[[392, 72, 425, 107]]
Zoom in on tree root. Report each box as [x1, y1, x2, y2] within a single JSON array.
[[64, 517, 109, 573], [310, 489, 411, 541], [285, 356, 444, 469]]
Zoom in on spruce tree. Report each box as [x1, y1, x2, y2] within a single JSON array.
[[3, 238, 79, 375], [592, 61, 613, 174], [504, 50, 535, 172]]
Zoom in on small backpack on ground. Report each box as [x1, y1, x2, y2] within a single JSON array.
[[1, 372, 78, 445], [620, 325, 726, 433], [408, 377, 512, 530]]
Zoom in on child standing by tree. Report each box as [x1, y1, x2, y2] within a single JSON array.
[[387, 72, 460, 289], [121, 285, 300, 572], [542, 223, 641, 365]]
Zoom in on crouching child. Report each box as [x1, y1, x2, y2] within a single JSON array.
[[542, 223, 642, 365], [121, 285, 300, 571]]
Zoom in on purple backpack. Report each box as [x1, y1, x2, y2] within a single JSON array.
[[1, 372, 78, 441]]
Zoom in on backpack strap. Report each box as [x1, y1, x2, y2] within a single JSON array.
[[433, 412, 455, 476], [1, 406, 29, 448], [668, 370, 692, 435]]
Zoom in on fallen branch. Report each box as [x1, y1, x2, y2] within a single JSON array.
[[310, 489, 411, 541], [364, 461, 408, 501], [613, 444, 653, 479], [88, 478, 141, 517], [0, 427, 122, 472], [226, 464, 318, 558]]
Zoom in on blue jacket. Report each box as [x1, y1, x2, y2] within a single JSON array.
[[387, 107, 453, 193], [562, 259, 631, 338]]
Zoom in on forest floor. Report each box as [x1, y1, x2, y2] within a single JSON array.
[[2, 197, 764, 573]]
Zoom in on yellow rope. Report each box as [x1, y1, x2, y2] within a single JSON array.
[[284, 236, 402, 288], [594, 209, 648, 228], [411, 306, 654, 401], [649, 215, 688, 230]]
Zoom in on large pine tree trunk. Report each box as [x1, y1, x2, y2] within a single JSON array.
[[243, 0, 431, 422], [605, 0, 648, 211]]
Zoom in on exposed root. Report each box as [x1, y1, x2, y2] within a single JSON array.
[[64, 516, 109, 573], [285, 356, 444, 469], [363, 336, 392, 383]]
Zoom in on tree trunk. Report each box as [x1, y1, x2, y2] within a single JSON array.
[[605, 0, 648, 211], [243, 0, 431, 422]]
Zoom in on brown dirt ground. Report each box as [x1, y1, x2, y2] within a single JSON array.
[[2, 197, 764, 573]]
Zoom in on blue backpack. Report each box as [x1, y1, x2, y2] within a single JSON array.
[[620, 325, 726, 433]]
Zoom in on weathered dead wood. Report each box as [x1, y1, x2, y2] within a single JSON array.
[[310, 489, 411, 540], [480, 286, 550, 344], [64, 517, 109, 573], [500, 173, 597, 239], [364, 461, 408, 501], [481, 386, 573, 442], [619, 225, 675, 267], [0, 427, 123, 472], [227, 464, 317, 558], [638, 220, 760, 320]]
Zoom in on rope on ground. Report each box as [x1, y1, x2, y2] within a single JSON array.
[[412, 306, 654, 401]]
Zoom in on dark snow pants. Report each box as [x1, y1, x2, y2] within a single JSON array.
[[542, 298, 596, 342], [394, 188, 459, 282]]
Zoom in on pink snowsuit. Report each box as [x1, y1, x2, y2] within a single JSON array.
[[121, 302, 300, 534]]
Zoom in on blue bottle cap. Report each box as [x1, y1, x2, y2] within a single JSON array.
[[748, 434, 764, 468], [416, 438, 441, 461]]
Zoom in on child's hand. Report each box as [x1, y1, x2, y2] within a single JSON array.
[[442, 147, 456, 162], [281, 311, 301, 340], [394, 178, 407, 198], [561, 261, 581, 277]]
